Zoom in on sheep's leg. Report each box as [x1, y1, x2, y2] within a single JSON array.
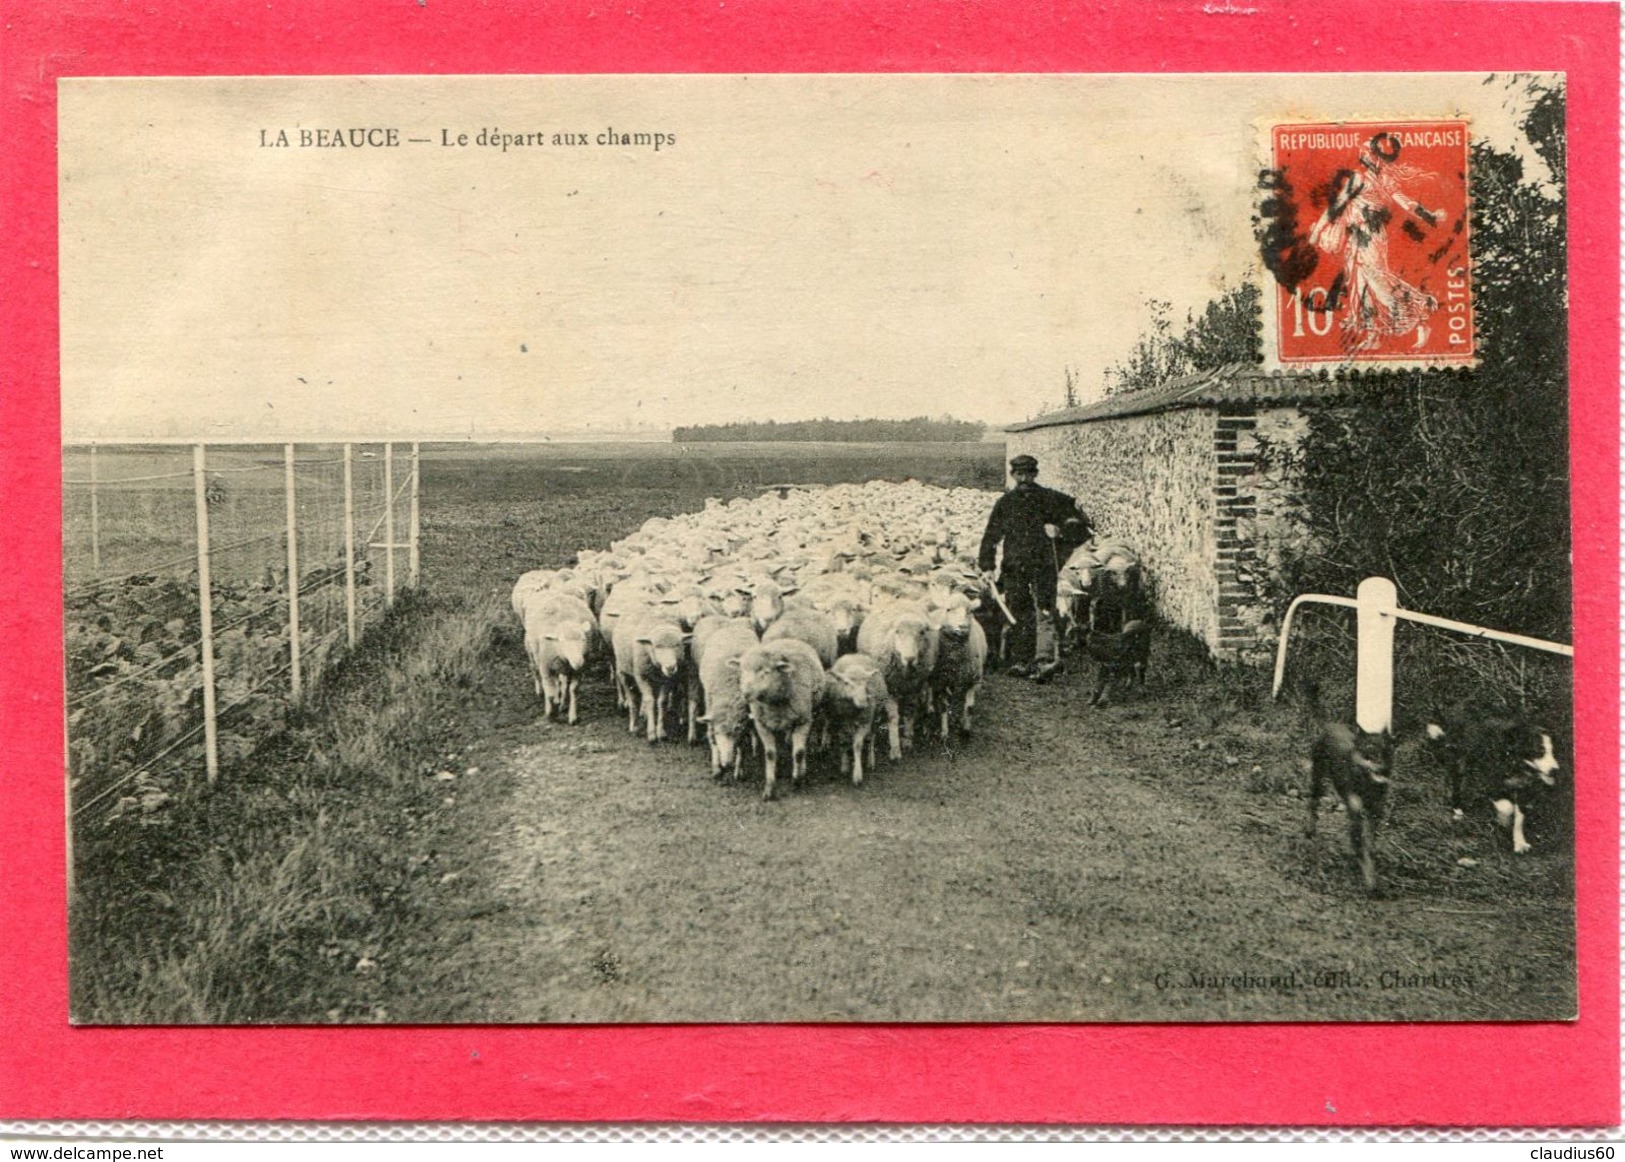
[[757, 721, 779, 801], [886, 697, 903, 761], [865, 720, 877, 770], [634, 674, 657, 737], [839, 734, 853, 776], [686, 688, 701, 745], [566, 673, 579, 726], [650, 683, 668, 744], [541, 669, 560, 720], [791, 720, 812, 787], [961, 684, 978, 736], [851, 726, 866, 786]]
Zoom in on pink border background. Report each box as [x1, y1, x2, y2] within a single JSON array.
[[1, 0, 1617, 1126]]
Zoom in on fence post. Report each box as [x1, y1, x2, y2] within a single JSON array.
[[284, 443, 303, 702], [409, 441, 421, 589], [89, 443, 101, 574], [384, 442, 396, 607], [344, 443, 357, 648], [192, 444, 220, 785], [1355, 576, 1397, 734]]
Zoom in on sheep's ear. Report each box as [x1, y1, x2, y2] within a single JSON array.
[[781, 585, 800, 597], [681, 634, 694, 643], [725, 657, 741, 669], [774, 659, 793, 672], [968, 598, 983, 611], [636, 635, 653, 644]]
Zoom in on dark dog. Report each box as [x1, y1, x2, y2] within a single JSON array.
[[1301, 681, 1395, 894], [1427, 706, 1560, 855], [1076, 581, 1149, 706], [1080, 619, 1150, 705]]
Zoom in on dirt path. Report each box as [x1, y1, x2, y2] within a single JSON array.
[[390, 647, 1575, 1024]]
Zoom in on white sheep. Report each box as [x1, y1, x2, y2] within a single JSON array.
[[612, 608, 690, 743], [738, 638, 825, 801], [928, 592, 989, 740], [821, 653, 892, 785], [856, 600, 941, 760], [760, 604, 839, 669], [696, 620, 763, 780], [522, 591, 600, 726]]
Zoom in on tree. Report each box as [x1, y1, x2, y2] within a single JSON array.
[[1103, 283, 1261, 396]]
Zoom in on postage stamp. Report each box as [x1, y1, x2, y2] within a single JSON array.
[[1259, 119, 1474, 366]]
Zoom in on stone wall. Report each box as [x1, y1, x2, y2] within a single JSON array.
[[1009, 402, 1313, 662], [1009, 407, 1222, 648]]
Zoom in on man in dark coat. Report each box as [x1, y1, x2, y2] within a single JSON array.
[[978, 454, 1093, 678]]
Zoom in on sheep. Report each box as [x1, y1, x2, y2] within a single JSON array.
[[522, 591, 600, 725], [511, 568, 556, 621], [1057, 539, 1143, 652], [928, 592, 988, 740], [856, 600, 940, 760], [696, 620, 763, 780], [612, 609, 690, 743], [738, 638, 825, 801], [747, 576, 797, 635], [821, 653, 892, 785], [761, 604, 840, 669], [687, 611, 752, 745]]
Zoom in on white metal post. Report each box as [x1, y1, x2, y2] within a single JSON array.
[[192, 444, 220, 784], [1354, 576, 1397, 734], [344, 443, 357, 648], [384, 442, 396, 607], [89, 443, 101, 574], [284, 444, 303, 702], [409, 441, 421, 589]]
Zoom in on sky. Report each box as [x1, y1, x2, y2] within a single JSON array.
[[59, 73, 1549, 440]]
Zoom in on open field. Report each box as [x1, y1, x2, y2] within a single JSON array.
[[69, 440, 1576, 1023]]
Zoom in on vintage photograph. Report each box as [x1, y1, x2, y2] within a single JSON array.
[[61, 72, 1574, 1024]]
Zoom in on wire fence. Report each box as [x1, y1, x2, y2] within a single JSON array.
[[63, 442, 422, 831]]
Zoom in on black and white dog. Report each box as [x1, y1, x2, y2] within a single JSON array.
[[1426, 706, 1561, 855]]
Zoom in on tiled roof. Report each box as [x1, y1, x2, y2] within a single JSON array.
[[1004, 364, 1365, 432]]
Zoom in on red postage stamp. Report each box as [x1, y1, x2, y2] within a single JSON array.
[[1260, 119, 1473, 365]]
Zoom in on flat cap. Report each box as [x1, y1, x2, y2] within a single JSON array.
[[1009, 454, 1039, 472]]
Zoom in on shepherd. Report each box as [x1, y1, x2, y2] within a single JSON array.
[[977, 454, 1092, 680]]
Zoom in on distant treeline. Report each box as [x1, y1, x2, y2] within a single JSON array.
[[672, 417, 986, 443]]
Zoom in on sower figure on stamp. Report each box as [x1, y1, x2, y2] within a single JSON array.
[[977, 454, 1092, 681]]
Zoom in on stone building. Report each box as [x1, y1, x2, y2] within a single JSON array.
[[1004, 365, 1353, 664]]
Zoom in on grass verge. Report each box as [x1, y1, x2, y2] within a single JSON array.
[[69, 588, 507, 1024]]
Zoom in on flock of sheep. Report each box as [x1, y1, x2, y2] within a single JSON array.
[[511, 480, 1143, 800]]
